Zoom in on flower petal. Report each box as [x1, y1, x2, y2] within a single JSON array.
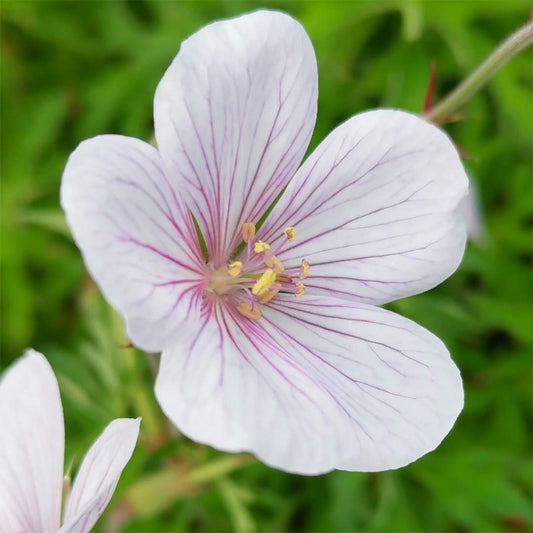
[[261, 110, 469, 305], [60, 418, 140, 533], [155, 296, 463, 475], [61, 135, 206, 352], [154, 10, 318, 265], [0, 350, 64, 532]]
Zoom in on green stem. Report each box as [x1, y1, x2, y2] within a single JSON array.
[[425, 19, 533, 124]]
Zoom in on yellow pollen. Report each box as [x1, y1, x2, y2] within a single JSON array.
[[242, 222, 256, 243], [284, 226, 296, 242], [227, 261, 242, 277], [264, 253, 284, 273], [299, 259, 310, 280], [237, 302, 262, 321], [258, 287, 280, 304], [254, 240, 270, 253], [252, 269, 277, 295], [295, 282, 306, 297]]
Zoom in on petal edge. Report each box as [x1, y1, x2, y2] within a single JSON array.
[[60, 418, 140, 533], [155, 297, 463, 475]]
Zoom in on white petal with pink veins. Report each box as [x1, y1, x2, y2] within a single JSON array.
[[260, 110, 469, 305], [61, 135, 206, 352], [154, 10, 318, 265], [0, 350, 64, 533], [155, 296, 463, 475], [60, 418, 140, 533]]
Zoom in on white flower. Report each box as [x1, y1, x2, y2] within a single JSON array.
[[61, 11, 468, 475], [0, 350, 140, 532]]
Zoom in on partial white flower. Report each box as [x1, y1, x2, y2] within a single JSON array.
[[0, 350, 140, 533], [61, 11, 468, 475]]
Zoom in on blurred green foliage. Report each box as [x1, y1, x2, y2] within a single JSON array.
[[1, 1, 532, 531]]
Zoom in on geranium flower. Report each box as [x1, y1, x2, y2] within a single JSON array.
[[61, 11, 468, 475], [0, 350, 139, 532]]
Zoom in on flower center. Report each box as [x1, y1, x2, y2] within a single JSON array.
[[207, 267, 241, 296], [205, 222, 309, 321]]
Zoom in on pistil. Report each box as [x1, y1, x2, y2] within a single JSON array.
[[207, 267, 241, 295]]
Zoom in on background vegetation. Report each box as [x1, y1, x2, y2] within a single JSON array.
[[1, 1, 532, 531]]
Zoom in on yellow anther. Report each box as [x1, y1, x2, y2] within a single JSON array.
[[258, 288, 280, 304], [227, 261, 243, 277], [299, 259, 310, 280], [264, 253, 284, 274], [295, 282, 306, 297], [284, 226, 296, 242], [254, 240, 270, 253], [237, 302, 262, 321], [242, 222, 256, 243], [252, 269, 276, 295]]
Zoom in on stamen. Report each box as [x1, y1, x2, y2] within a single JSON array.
[[252, 269, 277, 295], [276, 273, 292, 284], [254, 240, 270, 253], [227, 261, 243, 277], [264, 253, 284, 274], [284, 226, 296, 242], [258, 287, 280, 304], [295, 282, 306, 297], [242, 222, 256, 243], [237, 302, 262, 320], [299, 259, 310, 280], [220, 222, 309, 318]]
